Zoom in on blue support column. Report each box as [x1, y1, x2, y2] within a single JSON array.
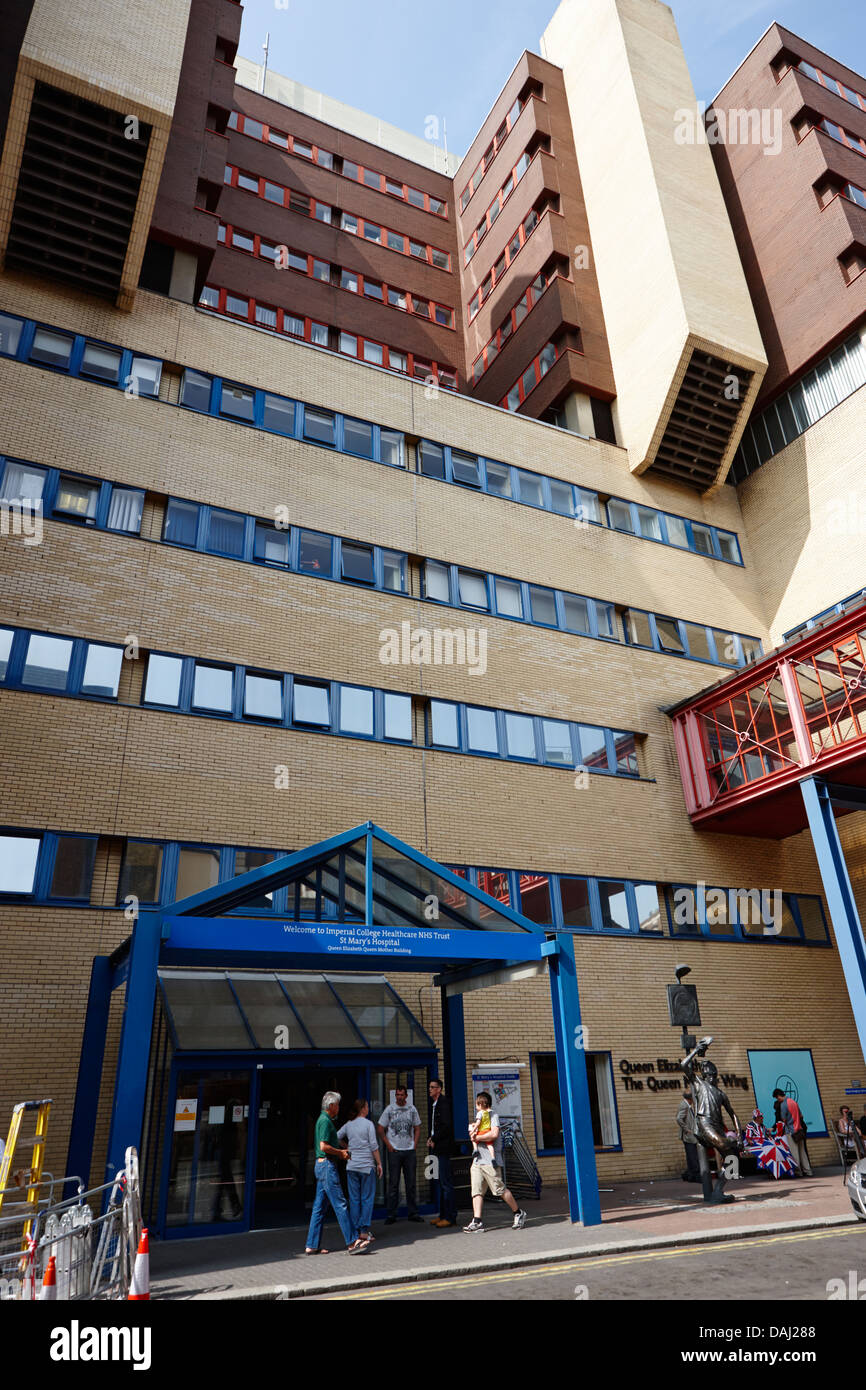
[[801, 777, 866, 1063], [548, 933, 601, 1225], [65, 955, 113, 1198], [441, 989, 468, 1138], [104, 911, 163, 1180]]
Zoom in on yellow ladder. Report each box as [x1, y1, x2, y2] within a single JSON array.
[[0, 1099, 52, 1220]]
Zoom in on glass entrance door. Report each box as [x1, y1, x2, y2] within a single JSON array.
[[253, 1067, 361, 1227], [165, 1070, 251, 1229]]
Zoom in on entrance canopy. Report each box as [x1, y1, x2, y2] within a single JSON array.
[[71, 822, 601, 1226]]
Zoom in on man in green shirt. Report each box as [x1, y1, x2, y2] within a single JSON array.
[[305, 1091, 369, 1254]]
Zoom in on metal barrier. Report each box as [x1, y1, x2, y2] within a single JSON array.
[[0, 1148, 141, 1300]]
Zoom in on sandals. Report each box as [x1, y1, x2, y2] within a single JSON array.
[[305, 1247, 329, 1255]]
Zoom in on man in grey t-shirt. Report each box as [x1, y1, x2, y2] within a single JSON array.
[[377, 1085, 422, 1224]]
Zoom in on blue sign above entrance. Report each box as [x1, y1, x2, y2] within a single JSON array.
[[162, 917, 546, 963]]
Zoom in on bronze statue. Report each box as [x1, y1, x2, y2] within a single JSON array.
[[681, 1035, 743, 1203]]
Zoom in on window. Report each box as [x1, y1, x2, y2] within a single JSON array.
[[382, 551, 405, 591], [607, 499, 633, 533], [380, 430, 405, 469], [549, 480, 575, 516], [193, 663, 233, 712], [691, 524, 714, 557], [388, 287, 407, 310], [0, 835, 41, 894], [312, 259, 330, 282], [529, 586, 557, 626], [22, 634, 73, 690], [339, 685, 374, 735], [532, 1052, 618, 1150], [664, 514, 689, 548], [220, 383, 254, 422], [298, 531, 332, 577], [315, 202, 331, 223], [30, 328, 73, 368], [505, 712, 536, 760], [81, 644, 123, 697], [495, 578, 522, 618], [613, 732, 638, 775], [655, 616, 684, 654], [81, 342, 121, 382], [486, 461, 512, 497], [254, 522, 289, 566], [634, 883, 661, 932], [341, 212, 358, 235], [542, 720, 572, 766], [176, 847, 220, 900], [419, 441, 446, 480], [562, 595, 589, 634], [516, 471, 544, 507], [54, 477, 99, 522], [458, 569, 488, 609], [49, 837, 97, 901], [624, 610, 651, 647], [425, 561, 451, 603], [164, 499, 199, 547], [1, 461, 46, 503], [341, 269, 359, 293], [363, 341, 383, 365], [233, 849, 276, 908], [344, 418, 374, 459], [518, 874, 551, 924], [716, 531, 740, 564], [384, 692, 412, 742], [293, 681, 330, 726], [577, 724, 608, 770], [144, 653, 183, 706], [237, 171, 258, 192], [339, 333, 358, 357], [180, 369, 212, 411], [206, 509, 245, 557], [225, 294, 249, 318], [232, 230, 255, 253], [118, 841, 163, 905], [466, 706, 498, 753], [0, 313, 23, 355], [635, 506, 661, 541], [262, 393, 295, 435], [576, 489, 601, 525], [244, 672, 283, 720], [0, 628, 13, 680], [430, 700, 459, 747], [560, 877, 592, 929], [683, 622, 712, 662], [304, 407, 336, 446], [341, 543, 375, 584], [451, 452, 481, 488], [106, 487, 143, 533], [598, 880, 629, 931]]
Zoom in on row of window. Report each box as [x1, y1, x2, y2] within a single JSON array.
[[227, 110, 449, 217], [459, 96, 526, 212], [500, 342, 559, 411], [222, 163, 452, 270], [216, 221, 455, 328], [826, 180, 866, 212], [0, 831, 829, 953], [0, 452, 760, 670], [0, 307, 744, 564], [467, 203, 548, 320], [782, 588, 866, 643], [787, 58, 866, 113], [472, 268, 559, 381], [802, 114, 866, 159], [729, 332, 866, 483], [0, 624, 641, 774], [198, 284, 458, 385], [464, 147, 539, 264]]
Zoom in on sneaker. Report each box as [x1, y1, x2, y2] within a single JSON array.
[[462, 1218, 484, 1233], [512, 1209, 527, 1229]]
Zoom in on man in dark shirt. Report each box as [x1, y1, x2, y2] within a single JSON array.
[[427, 1078, 457, 1228]]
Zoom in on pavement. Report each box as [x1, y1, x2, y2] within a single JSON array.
[[149, 1165, 862, 1300]]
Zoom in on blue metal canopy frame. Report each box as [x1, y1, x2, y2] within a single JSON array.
[[68, 822, 601, 1225]]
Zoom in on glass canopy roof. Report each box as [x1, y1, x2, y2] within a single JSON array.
[[158, 969, 435, 1051]]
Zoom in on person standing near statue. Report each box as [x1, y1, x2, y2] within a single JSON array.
[[681, 1037, 743, 1203], [676, 1088, 701, 1182]]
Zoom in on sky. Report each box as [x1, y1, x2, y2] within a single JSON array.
[[235, 0, 866, 160]]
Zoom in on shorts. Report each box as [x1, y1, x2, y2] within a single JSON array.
[[470, 1162, 506, 1198]]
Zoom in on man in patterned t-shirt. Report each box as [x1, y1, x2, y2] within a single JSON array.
[[377, 1085, 422, 1224]]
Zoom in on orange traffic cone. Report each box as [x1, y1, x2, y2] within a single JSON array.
[[40, 1255, 57, 1301], [128, 1228, 149, 1301]]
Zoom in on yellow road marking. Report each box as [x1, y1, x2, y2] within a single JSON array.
[[320, 1225, 852, 1299]]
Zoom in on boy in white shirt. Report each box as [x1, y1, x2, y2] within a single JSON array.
[[463, 1090, 526, 1233]]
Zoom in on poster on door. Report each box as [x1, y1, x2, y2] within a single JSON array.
[[174, 1099, 197, 1132], [471, 1067, 523, 1125]]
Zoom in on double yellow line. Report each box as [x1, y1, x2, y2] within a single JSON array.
[[322, 1225, 850, 1299]]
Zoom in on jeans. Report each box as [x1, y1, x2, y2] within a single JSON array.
[[347, 1169, 376, 1240], [306, 1158, 353, 1249], [682, 1139, 701, 1180], [435, 1152, 457, 1222], [387, 1148, 417, 1217]]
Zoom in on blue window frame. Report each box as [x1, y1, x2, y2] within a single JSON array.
[[0, 829, 98, 903], [669, 884, 830, 944]]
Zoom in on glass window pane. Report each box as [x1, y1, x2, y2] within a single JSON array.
[[655, 616, 685, 653], [339, 685, 374, 735], [717, 531, 740, 563], [118, 841, 163, 905], [458, 569, 488, 609], [298, 531, 332, 576], [595, 602, 616, 639], [341, 543, 375, 584], [54, 477, 99, 520], [339, 332, 358, 357], [516, 470, 544, 506], [193, 663, 233, 712], [180, 369, 212, 410], [575, 489, 601, 524], [380, 430, 405, 468], [577, 724, 608, 770], [49, 837, 96, 900], [0, 313, 23, 355], [81, 342, 122, 381], [495, 578, 523, 618], [635, 883, 661, 932], [30, 328, 73, 368], [363, 341, 383, 365], [485, 460, 512, 497], [599, 881, 629, 930], [81, 643, 123, 697], [254, 522, 289, 565], [245, 673, 282, 720], [1, 461, 46, 503], [692, 524, 714, 556], [560, 878, 592, 929], [0, 628, 13, 680], [517, 873, 552, 924], [384, 692, 412, 741], [614, 731, 639, 775], [382, 551, 405, 592], [304, 407, 336, 445], [176, 848, 220, 899], [107, 487, 143, 532], [420, 441, 446, 479], [466, 706, 498, 753], [220, 383, 254, 421], [796, 896, 827, 941], [344, 418, 374, 458], [23, 634, 73, 689], [233, 850, 276, 908], [635, 506, 661, 540], [549, 480, 575, 516], [430, 700, 459, 747], [683, 622, 712, 661], [144, 653, 183, 705], [607, 499, 633, 533], [293, 681, 330, 726], [165, 499, 198, 546], [207, 509, 245, 556], [529, 586, 557, 625], [0, 835, 41, 893], [425, 560, 451, 602], [505, 712, 536, 759], [665, 514, 689, 547], [451, 452, 480, 487], [542, 719, 572, 765], [562, 594, 590, 634], [625, 610, 652, 647], [713, 630, 740, 666]]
